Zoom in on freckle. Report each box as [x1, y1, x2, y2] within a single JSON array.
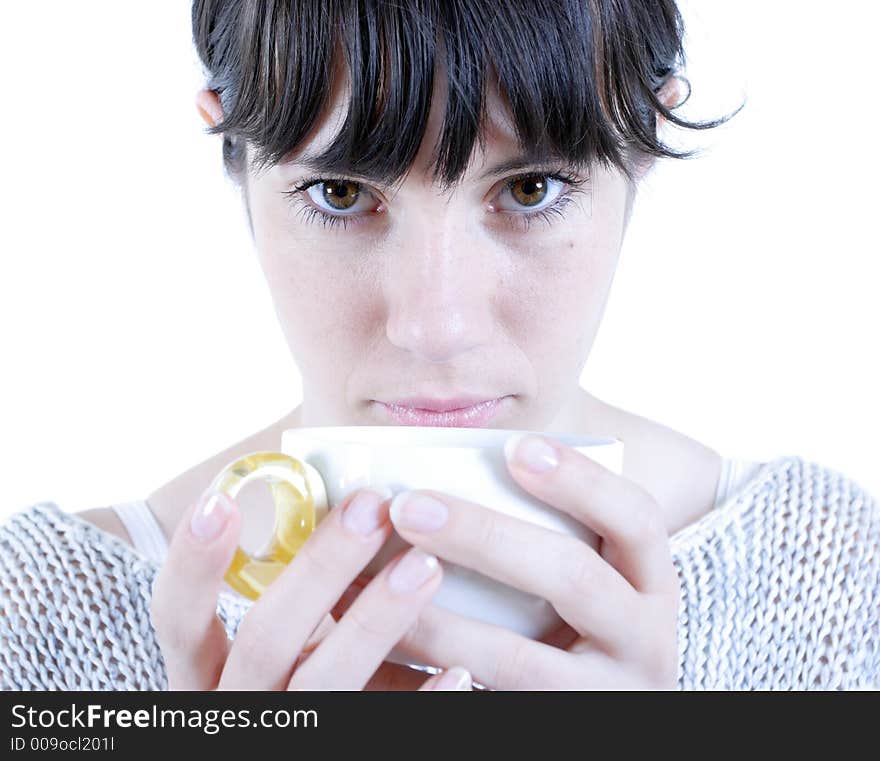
[[568, 240, 575, 249]]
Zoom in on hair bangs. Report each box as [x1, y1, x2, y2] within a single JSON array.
[[193, 0, 742, 189]]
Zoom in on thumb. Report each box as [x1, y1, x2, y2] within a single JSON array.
[[185, 488, 243, 575], [150, 488, 242, 690]]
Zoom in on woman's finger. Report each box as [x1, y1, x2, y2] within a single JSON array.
[[503, 434, 679, 595], [330, 580, 364, 621], [150, 490, 242, 690], [218, 486, 395, 690], [334, 584, 460, 691], [395, 601, 562, 690], [418, 666, 473, 691], [287, 546, 443, 690], [363, 661, 435, 690], [387, 488, 640, 644]]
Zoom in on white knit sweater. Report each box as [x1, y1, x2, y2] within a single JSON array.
[[1, 455, 878, 690]]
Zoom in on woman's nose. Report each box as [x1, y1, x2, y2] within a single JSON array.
[[383, 227, 497, 364]]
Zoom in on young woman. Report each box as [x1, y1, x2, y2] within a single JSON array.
[[2, 1, 877, 691]]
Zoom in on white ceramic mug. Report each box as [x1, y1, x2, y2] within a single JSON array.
[[208, 425, 624, 670]]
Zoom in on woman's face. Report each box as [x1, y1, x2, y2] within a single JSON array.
[[237, 69, 636, 431]]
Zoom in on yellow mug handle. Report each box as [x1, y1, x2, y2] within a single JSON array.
[[205, 451, 329, 601]]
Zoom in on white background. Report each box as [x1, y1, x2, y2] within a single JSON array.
[[2, 0, 877, 521]]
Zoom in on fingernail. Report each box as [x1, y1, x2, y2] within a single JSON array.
[[434, 666, 472, 691], [389, 491, 448, 532], [388, 547, 440, 593], [342, 485, 393, 535], [504, 433, 559, 473], [190, 490, 233, 541]]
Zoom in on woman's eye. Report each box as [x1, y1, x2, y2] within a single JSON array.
[[494, 175, 565, 213], [304, 179, 376, 214], [282, 170, 588, 232]]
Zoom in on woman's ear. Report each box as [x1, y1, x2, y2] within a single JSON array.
[[655, 76, 682, 130], [630, 77, 683, 184], [195, 88, 224, 129]]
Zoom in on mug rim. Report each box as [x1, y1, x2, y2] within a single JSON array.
[[282, 425, 620, 449]]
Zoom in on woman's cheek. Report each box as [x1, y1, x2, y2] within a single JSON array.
[[252, 226, 363, 351]]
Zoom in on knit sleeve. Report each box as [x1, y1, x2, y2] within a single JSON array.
[[845, 476, 880, 689], [672, 456, 880, 689], [0, 502, 169, 690], [805, 464, 880, 689], [0, 502, 253, 691]]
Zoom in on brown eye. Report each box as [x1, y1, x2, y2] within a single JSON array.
[[509, 176, 548, 207], [322, 180, 361, 210]]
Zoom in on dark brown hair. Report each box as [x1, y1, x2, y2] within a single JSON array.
[[191, 0, 742, 194]]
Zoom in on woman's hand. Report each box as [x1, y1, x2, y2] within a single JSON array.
[[383, 433, 682, 690], [149, 486, 472, 691]]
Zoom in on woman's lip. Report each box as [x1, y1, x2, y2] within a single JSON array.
[[374, 396, 510, 427], [383, 395, 503, 412]]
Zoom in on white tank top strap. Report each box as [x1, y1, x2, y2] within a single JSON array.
[[110, 500, 169, 566], [714, 456, 767, 509]]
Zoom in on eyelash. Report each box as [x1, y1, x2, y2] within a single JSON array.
[[280, 170, 589, 232]]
